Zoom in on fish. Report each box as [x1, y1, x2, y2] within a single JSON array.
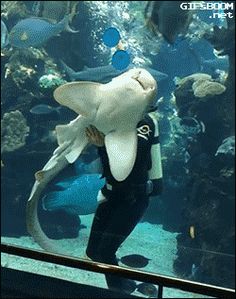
[[26, 68, 157, 253], [9, 15, 78, 48], [74, 158, 103, 175], [1, 20, 9, 48], [42, 173, 104, 215], [60, 60, 168, 83], [119, 254, 151, 268], [30, 104, 62, 115], [136, 283, 158, 297], [145, 1, 192, 44]]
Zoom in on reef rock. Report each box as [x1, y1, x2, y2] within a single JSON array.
[[1, 110, 30, 153]]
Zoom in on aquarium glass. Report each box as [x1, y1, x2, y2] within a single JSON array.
[[1, 1, 235, 296]]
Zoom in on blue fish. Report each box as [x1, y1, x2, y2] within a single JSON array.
[[9, 15, 77, 48], [60, 60, 168, 83], [1, 20, 9, 48], [74, 158, 103, 175], [42, 173, 105, 215]]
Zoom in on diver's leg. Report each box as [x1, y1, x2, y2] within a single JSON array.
[[98, 195, 149, 292], [86, 199, 114, 261]]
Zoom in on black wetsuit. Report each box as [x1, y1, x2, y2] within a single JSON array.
[[86, 114, 162, 292]]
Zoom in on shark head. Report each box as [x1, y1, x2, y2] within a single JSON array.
[[54, 68, 157, 181], [95, 68, 157, 133], [54, 68, 157, 132], [109, 67, 157, 100]]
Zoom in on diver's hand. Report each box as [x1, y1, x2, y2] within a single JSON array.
[[86, 125, 105, 147]]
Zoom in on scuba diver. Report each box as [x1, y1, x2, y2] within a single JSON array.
[[85, 104, 163, 294]]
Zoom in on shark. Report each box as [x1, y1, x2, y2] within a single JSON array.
[[60, 60, 168, 83], [26, 68, 157, 253]]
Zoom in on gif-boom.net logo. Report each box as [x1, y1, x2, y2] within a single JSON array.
[[180, 2, 234, 19]]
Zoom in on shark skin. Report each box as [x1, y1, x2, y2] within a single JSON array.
[[26, 68, 157, 253], [60, 60, 168, 83]]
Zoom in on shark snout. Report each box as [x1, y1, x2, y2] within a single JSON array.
[[132, 69, 157, 93]]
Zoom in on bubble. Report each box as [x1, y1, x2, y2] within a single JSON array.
[[102, 27, 121, 47], [112, 50, 130, 70]]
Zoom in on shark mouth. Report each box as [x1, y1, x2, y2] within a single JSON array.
[[133, 77, 147, 90]]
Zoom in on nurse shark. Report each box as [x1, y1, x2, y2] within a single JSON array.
[[26, 68, 157, 253]]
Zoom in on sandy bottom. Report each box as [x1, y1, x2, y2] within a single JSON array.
[[1, 215, 208, 298]]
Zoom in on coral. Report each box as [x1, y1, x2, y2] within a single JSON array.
[[4, 48, 63, 93], [1, 110, 30, 153], [174, 73, 212, 116], [1, 1, 29, 20], [174, 73, 227, 118], [9, 65, 36, 86], [38, 72, 67, 90], [192, 80, 226, 98], [4, 49, 40, 90], [173, 73, 234, 289], [175, 73, 212, 87]]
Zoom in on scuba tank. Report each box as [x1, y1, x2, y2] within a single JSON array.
[[147, 111, 163, 195]]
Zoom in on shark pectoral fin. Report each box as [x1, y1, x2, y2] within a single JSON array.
[[53, 81, 102, 117], [54, 114, 89, 164], [55, 115, 86, 146], [105, 130, 137, 182], [56, 124, 72, 146], [65, 139, 88, 163]]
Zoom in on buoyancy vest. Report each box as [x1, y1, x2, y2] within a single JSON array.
[[98, 112, 163, 196]]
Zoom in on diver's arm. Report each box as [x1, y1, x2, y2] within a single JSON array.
[[138, 116, 163, 197], [85, 125, 106, 159], [85, 125, 105, 147], [85, 125, 107, 176]]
